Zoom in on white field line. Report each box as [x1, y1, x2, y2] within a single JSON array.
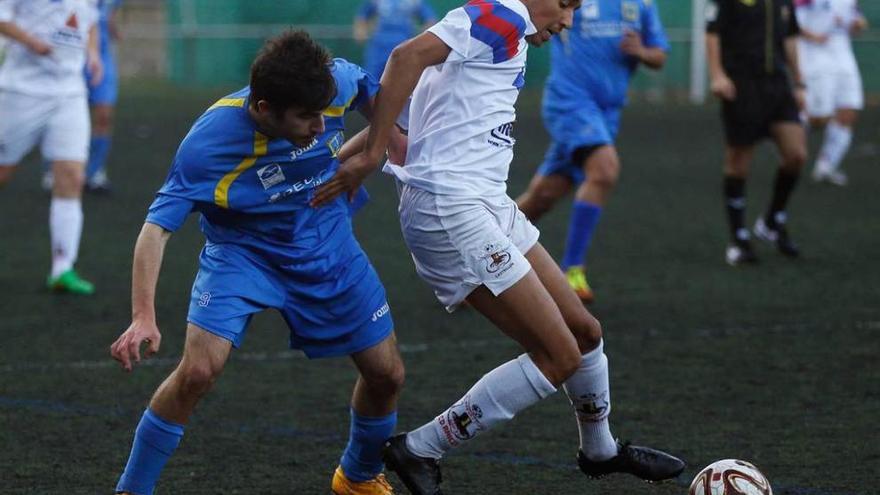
[[1, 320, 877, 373]]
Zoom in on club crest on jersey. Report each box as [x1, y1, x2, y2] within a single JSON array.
[[326, 131, 344, 158], [257, 163, 285, 189], [622, 1, 639, 22], [582, 0, 600, 19]]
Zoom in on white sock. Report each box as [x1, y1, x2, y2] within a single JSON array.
[[562, 339, 618, 461], [405, 354, 557, 459], [50, 197, 83, 278], [817, 122, 853, 173]]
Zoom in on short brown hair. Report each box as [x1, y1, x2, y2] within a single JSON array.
[[249, 31, 336, 115]]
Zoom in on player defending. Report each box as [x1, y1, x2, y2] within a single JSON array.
[[354, 0, 437, 79], [706, 0, 808, 265], [110, 32, 406, 495], [796, 0, 868, 186], [85, 0, 123, 192], [0, 0, 102, 294], [313, 1, 685, 492], [516, 0, 668, 303]]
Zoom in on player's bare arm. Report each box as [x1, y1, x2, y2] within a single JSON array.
[[620, 29, 666, 69], [799, 27, 829, 44], [310, 33, 448, 207], [110, 222, 171, 372], [87, 24, 104, 87], [0, 21, 51, 55], [706, 33, 735, 100]]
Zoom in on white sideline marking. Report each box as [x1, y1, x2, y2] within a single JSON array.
[[0, 338, 511, 373], [1, 320, 877, 373]]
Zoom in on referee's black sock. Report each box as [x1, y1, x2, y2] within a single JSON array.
[[766, 169, 800, 228], [723, 175, 747, 243]]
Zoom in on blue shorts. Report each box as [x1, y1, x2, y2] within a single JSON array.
[[187, 242, 394, 358], [87, 47, 118, 105], [537, 99, 621, 184]]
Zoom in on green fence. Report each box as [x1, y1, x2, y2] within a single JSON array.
[[167, 0, 879, 95]]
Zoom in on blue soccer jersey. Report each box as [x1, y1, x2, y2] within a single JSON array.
[[145, 59, 393, 357], [545, 0, 669, 109], [357, 0, 437, 77], [537, 0, 669, 182], [88, 0, 122, 104]]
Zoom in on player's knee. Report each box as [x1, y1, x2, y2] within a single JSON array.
[[363, 361, 406, 398], [571, 313, 603, 354], [535, 342, 583, 385], [783, 147, 808, 171], [176, 362, 220, 398], [0, 166, 15, 186], [53, 166, 86, 194], [588, 159, 620, 191]]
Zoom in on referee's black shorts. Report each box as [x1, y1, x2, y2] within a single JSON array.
[[721, 74, 801, 146]]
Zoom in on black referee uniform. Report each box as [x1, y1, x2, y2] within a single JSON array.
[[707, 0, 802, 145]]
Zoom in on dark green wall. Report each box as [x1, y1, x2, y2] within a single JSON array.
[[167, 0, 878, 94]]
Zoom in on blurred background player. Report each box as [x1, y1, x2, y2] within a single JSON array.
[[354, 0, 437, 79], [84, 0, 123, 192], [110, 32, 407, 495], [316, 1, 685, 493], [706, 0, 808, 266], [796, 0, 868, 187], [516, 0, 669, 303], [0, 0, 102, 294]]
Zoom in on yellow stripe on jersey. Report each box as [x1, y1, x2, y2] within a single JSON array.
[[208, 98, 246, 111], [214, 131, 269, 209], [323, 95, 357, 117]]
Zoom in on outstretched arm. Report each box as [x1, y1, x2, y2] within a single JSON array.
[[110, 223, 171, 372], [309, 32, 449, 207]]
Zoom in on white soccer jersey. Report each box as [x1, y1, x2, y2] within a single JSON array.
[[0, 0, 98, 96], [796, 0, 860, 75], [384, 0, 537, 197]]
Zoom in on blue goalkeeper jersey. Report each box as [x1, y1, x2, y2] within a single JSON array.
[[145, 58, 378, 268], [357, 0, 437, 40], [545, 0, 669, 108]]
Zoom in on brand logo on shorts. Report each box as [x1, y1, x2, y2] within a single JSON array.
[[371, 302, 390, 322], [198, 292, 211, 307], [257, 163, 285, 189], [481, 242, 513, 275]]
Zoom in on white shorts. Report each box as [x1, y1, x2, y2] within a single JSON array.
[[805, 69, 864, 118], [0, 91, 90, 165], [397, 183, 540, 312]]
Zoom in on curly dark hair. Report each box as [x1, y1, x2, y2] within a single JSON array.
[[249, 30, 336, 116]]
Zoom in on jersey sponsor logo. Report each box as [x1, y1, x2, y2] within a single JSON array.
[[326, 130, 344, 158], [371, 302, 390, 322], [257, 163, 285, 189], [623, 1, 639, 22], [268, 168, 328, 203], [291, 137, 318, 160], [488, 122, 515, 148]]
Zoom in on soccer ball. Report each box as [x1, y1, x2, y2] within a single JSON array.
[[689, 459, 773, 495]]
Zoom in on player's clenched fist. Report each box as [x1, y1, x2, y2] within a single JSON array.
[[110, 320, 161, 372], [710, 74, 736, 101]]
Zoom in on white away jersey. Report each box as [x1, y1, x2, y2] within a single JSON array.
[[0, 0, 98, 96], [796, 0, 860, 74], [384, 0, 536, 197]]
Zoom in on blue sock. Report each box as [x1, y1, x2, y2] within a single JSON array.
[[561, 200, 603, 269], [116, 409, 185, 495], [340, 409, 397, 482], [86, 134, 111, 180]]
